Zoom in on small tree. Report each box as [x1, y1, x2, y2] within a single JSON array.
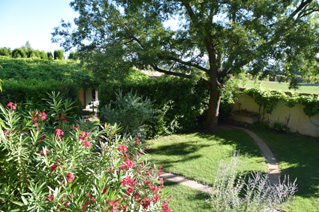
[[53, 50, 64, 60]]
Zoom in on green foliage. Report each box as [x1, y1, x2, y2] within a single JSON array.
[[0, 103, 169, 211], [47, 52, 53, 60], [0, 47, 11, 57], [99, 91, 154, 138], [243, 88, 319, 117], [53, 0, 319, 129], [98, 77, 208, 136], [0, 80, 82, 117], [211, 153, 296, 212], [53, 50, 64, 60], [68, 51, 79, 60], [12, 48, 27, 58], [0, 56, 95, 88]]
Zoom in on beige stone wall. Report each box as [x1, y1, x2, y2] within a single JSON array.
[[232, 94, 319, 137]]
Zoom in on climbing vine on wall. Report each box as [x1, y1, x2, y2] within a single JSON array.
[[243, 88, 319, 117]]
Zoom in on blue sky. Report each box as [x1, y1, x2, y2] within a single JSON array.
[[0, 0, 77, 52]]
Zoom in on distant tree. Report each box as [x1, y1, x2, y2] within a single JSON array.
[[54, 50, 64, 60], [12, 48, 27, 58], [53, 0, 319, 130], [47, 52, 53, 60], [24, 41, 32, 50], [0, 47, 11, 57], [68, 51, 79, 60], [39, 51, 48, 60]]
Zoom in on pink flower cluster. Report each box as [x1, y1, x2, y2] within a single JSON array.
[[79, 131, 92, 149], [55, 128, 64, 138], [6, 102, 17, 110], [31, 112, 47, 126]]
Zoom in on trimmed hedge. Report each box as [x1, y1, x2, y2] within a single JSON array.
[[98, 77, 208, 135], [0, 79, 82, 116]]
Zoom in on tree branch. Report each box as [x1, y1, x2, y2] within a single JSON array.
[[150, 64, 191, 78], [162, 55, 209, 73]]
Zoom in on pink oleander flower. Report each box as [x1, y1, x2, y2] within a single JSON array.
[[55, 128, 64, 138], [48, 195, 54, 201], [118, 145, 127, 153], [125, 158, 133, 168], [51, 163, 58, 172], [6, 102, 17, 110], [162, 200, 170, 212], [40, 112, 47, 120], [83, 140, 92, 149], [32, 116, 38, 122], [67, 172, 75, 183], [34, 122, 38, 126], [39, 149, 50, 155]]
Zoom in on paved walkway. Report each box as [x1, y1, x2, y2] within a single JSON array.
[[160, 125, 281, 194]]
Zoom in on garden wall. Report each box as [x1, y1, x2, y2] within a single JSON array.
[[232, 94, 319, 137]]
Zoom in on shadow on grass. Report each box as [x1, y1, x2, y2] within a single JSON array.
[[252, 128, 319, 199], [195, 129, 263, 158]]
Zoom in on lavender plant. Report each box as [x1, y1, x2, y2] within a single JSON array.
[[211, 154, 297, 212]]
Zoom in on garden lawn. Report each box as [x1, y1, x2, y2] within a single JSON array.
[[163, 181, 211, 212], [244, 80, 319, 94], [146, 129, 266, 185], [254, 128, 319, 212]]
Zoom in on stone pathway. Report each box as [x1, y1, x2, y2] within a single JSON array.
[[160, 125, 281, 194]]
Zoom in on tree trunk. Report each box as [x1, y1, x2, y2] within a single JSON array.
[[205, 82, 221, 131]]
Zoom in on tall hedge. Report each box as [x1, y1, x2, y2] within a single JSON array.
[[98, 77, 208, 134], [0, 79, 82, 115]]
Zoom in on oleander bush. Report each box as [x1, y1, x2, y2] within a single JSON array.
[[0, 99, 170, 211]]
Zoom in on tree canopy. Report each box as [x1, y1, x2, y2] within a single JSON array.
[[53, 0, 319, 130]]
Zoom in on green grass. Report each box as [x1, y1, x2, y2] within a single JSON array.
[[146, 130, 266, 185], [244, 80, 319, 94], [163, 181, 211, 212], [253, 128, 319, 212]]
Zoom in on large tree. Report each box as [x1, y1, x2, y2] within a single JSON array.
[[53, 0, 319, 130]]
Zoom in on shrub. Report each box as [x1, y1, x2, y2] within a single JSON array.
[[12, 48, 27, 58], [0, 47, 11, 57], [0, 101, 170, 211], [54, 50, 65, 60], [99, 91, 155, 138], [98, 77, 208, 136], [211, 154, 297, 212]]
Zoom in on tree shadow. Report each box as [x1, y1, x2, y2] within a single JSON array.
[[195, 129, 264, 158], [147, 142, 211, 156], [252, 128, 319, 199]]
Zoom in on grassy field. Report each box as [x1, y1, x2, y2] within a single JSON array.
[[146, 130, 266, 185], [253, 128, 319, 212], [244, 80, 319, 94]]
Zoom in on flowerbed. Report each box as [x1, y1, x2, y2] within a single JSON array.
[[0, 102, 170, 211]]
